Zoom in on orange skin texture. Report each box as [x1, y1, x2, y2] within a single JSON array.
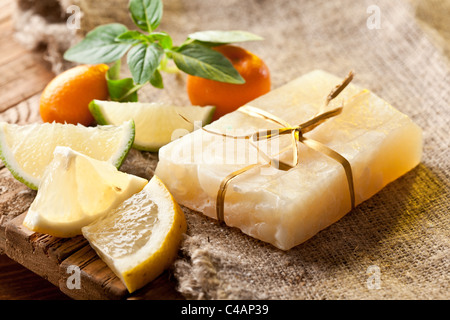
[[186, 45, 271, 120], [40, 64, 110, 126]]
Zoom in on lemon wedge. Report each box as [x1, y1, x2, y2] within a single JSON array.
[[89, 100, 215, 151], [23, 147, 148, 238], [0, 120, 135, 190], [82, 175, 187, 293]]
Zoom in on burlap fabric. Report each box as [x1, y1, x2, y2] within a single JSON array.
[[13, 0, 449, 300]]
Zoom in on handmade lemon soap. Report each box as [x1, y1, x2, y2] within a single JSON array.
[[155, 70, 422, 250]]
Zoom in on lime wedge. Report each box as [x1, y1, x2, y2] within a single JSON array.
[[89, 100, 215, 151], [0, 120, 135, 190]]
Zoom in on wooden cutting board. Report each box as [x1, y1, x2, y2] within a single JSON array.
[[0, 1, 183, 300], [3, 214, 182, 300]]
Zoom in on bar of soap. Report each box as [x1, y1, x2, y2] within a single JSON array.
[[155, 70, 423, 250]]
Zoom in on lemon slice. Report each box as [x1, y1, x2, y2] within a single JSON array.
[[23, 147, 148, 238], [0, 120, 135, 190], [89, 100, 215, 151], [82, 175, 187, 293]]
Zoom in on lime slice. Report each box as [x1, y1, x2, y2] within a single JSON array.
[[0, 120, 135, 190], [82, 175, 187, 293], [89, 100, 215, 151], [23, 147, 148, 238]]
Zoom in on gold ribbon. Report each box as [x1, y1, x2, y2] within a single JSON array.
[[185, 71, 356, 224]]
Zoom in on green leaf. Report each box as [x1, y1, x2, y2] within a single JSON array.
[[148, 32, 173, 49], [149, 69, 164, 89], [129, 0, 163, 32], [169, 44, 245, 84], [107, 78, 138, 102], [127, 43, 164, 84], [64, 24, 132, 64], [106, 60, 138, 102], [116, 30, 148, 44], [188, 30, 263, 45], [106, 60, 122, 80]]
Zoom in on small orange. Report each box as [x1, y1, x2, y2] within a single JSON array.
[[40, 64, 109, 126], [186, 45, 271, 120]]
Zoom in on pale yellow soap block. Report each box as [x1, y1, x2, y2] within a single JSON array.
[[155, 70, 423, 250]]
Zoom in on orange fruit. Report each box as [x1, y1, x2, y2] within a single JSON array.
[[40, 64, 110, 126], [186, 45, 271, 120]]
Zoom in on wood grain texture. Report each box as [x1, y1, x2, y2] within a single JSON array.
[[5, 214, 88, 286], [0, 94, 42, 125], [0, 54, 54, 113], [0, 1, 54, 112], [59, 245, 129, 300], [0, 254, 70, 300], [0, 167, 36, 253], [4, 209, 183, 300]]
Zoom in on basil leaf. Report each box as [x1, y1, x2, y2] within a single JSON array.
[[129, 0, 163, 32], [107, 78, 138, 102], [148, 32, 173, 49], [149, 69, 164, 89], [127, 43, 164, 84], [169, 44, 245, 84], [116, 30, 148, 44], [64, 24, 131, 64], [188, 30, 263, 45]]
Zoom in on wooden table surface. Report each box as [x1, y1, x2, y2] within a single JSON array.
[[0, 0, 183, 300]]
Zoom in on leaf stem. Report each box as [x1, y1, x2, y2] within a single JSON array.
[[118, 83, 147, 101], [159, 54, 179, 74]]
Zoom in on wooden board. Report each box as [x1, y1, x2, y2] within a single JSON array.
[[5, 214, 88, 287], [0, 0, 184, 300], [4, 213, 183, 300], [0, 254, 70, 300]]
